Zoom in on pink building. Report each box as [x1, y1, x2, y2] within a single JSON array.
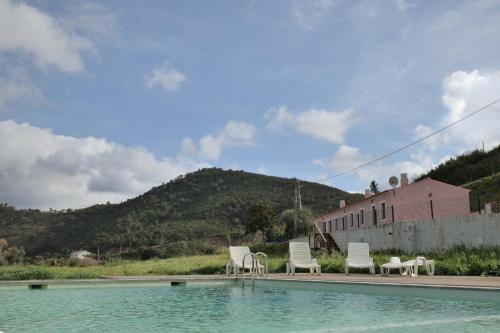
[[313, 174, 470, 234]]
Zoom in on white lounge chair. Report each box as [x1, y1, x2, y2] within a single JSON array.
[[380, 257, 413, 276], [226, 246, 265, 276], [403, 256, 435, 277], [287, 241, 321, 275], [345, 242, 375, 275]]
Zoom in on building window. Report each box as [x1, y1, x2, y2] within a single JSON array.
[[359, 209, 364, 225], [357, 213, 360, 228], [380, 202, 386, 220], [328, 220, 332, 232], [349, 213, 354, 227], [323, 222, 326, 233], [342, 215, 347, 230]]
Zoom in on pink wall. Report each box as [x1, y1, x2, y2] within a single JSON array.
[[313, 178, 470, 233]]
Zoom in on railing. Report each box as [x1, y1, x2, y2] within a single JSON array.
[[241, 252, 268, 282], [313, 222, 327, 243]]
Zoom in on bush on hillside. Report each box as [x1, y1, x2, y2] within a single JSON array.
[[0, 238, 25, 265], [68, 257, 99, 267]]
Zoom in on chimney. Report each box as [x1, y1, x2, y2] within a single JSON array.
[[364, 189, 371, 198], [400, 173, 409, 187], [339, 200, 346, 208]]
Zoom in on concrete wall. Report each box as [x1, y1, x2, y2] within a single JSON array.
[[331, 213, 500, 253]]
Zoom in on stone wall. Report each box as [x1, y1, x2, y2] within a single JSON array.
[[331, 213, 500, 252]]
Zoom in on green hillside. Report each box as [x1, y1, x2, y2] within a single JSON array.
[[0, 168, 362, 258], [416, 144, 500, 211]]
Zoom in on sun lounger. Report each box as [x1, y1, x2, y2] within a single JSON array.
[[345, 242, 375, 275], [287, 241, 321, 275], [226, 246, 265, 276], [403, 256, 435, 276], [380, 257, 413, 276]]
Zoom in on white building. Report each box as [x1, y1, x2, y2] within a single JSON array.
[[70, 250, 92, 260]]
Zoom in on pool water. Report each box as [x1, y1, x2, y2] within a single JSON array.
[[1, 281, 500, 333]]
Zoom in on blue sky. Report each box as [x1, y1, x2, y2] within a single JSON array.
[[1, 0, 500, 209]]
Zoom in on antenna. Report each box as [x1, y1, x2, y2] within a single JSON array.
[[389, 176, 399, 189]]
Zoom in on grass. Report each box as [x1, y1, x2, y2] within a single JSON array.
[[0, 245, 499, 280]]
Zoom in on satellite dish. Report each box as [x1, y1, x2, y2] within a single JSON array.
[[389, 176, 399, 188]]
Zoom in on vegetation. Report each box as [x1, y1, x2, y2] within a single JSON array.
[[279, 208, 312, 239], [464, 172, 500, 212], [416, 144, 500, 210], [245, 204, 281, 243], [415, 144, 499, 185], [0, 168, 363, 258], [0, 239, 25, 265], [0, 245, 498, 280], [369, 180, 380, 194]]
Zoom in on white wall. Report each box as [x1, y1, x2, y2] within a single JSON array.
[[331, 214, 500, 252]]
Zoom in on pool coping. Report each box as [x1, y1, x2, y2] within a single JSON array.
[[1, 274, 500, 292], [261, 277, 500, 292]]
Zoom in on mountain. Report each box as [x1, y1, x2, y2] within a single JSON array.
[[0, 168, 363, 258], [416, 144, 500, 211]]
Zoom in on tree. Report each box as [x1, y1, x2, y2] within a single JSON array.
[[245, 204, 280, 243], [4, 246, 25, 264], [370, 180, 380, 194], [280, 208, 313, 239], [0, 239, 25, 265]]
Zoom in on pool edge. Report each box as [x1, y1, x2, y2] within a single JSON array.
[[1, 275, 500, 292]]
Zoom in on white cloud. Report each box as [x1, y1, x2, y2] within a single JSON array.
[[413, 124, 443, 151], [180, 137, 198, 156], [393, 0, 413, 13], [414, 70, 500, 152], [328, 144, 370, 175], [59, 1, 119, 42], [0, 120, 206, 209], [441, 70, 500, 150], [316, 69, 500, 188], [265, 105, 356, 144], [312, 158, 325, 167], [182, 121, 257, 161], [291, 0, 337, 31], [0, 68, 43, 111], [326, 144, 432, 187], [0, 0, 92, 72], [145, 65, 187, 92], [256, 166, 268, 175], [264, 105, 293, 131]]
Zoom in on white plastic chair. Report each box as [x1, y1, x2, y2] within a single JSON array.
[[345, 242, 375, 275], [226, 246, 265, 276], [287, 242, 321, 275], [381, 257, 413, 276], [403, 256, 435, 277]]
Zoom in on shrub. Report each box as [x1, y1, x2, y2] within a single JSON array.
[[0, 266, 53, 280], [249, 242, 288, 256], [0, 239, 26, 265], [68, 257, 99, 267]]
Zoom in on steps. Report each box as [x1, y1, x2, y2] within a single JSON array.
[[314, 232, 340, 252]]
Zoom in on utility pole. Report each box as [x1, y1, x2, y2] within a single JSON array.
[[482, 141, 485, 153], [293, 178, 302, 239], [297, 178, 302, 210]]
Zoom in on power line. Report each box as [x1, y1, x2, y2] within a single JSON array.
[[317, 98, 500, 183]]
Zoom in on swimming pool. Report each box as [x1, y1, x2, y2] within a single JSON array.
[[1, 280, 499, 332]]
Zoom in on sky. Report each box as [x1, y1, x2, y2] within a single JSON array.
[[1, 0, 500, 209]]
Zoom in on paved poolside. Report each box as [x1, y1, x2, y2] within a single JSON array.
[[1, 273, 500, 290], [267, 273, 500, 290]]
